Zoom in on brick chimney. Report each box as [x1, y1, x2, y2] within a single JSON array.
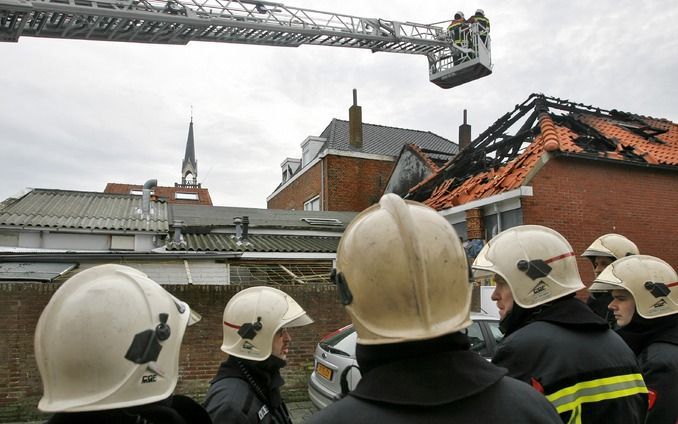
[[458, 109, 472, 150], [349, 88, 363, 149]]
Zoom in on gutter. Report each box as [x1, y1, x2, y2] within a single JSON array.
[[438, 186, 533, 217], [0, 251, 243, 262]]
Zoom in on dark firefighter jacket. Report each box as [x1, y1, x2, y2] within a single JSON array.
[[308, 333, 562, 424], [45, 395, 212, 424], [447, 18, 466, 44], [203, 356, 292, 424], [618, 315, 678, 424], [492, 297, 648, 423]]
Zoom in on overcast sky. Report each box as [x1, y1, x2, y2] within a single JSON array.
[[1, 1, 676, 208]]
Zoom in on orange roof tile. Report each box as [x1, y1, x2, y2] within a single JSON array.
[[104, 183, 213, 206]]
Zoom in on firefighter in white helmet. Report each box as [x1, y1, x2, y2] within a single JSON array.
[[582, 234, 639, 323], [591, 255, 678, 424], [34, 264, 210, 424], [309, 194, 561, 424], [204, 286, 313, 424], [472, 225, 647, 423], [447, 11, 466, 49], [467, 9, 490, 44]]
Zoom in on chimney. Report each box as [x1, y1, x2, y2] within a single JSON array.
[[349, 89, 363, 149], [241, 216, 249, 242], [172, 219, 184, 244], [234, 216, 243, 240], [458, 109, 472, 150], [142, 179, 157, 216]]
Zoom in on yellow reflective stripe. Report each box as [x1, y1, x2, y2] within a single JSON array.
[[546, 373, 647, 414], [566, 404, 582, 424]]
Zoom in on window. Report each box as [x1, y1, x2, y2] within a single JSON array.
[[301, 217, 342, 226], [304, 196, 320, 211], [484, 208, 523, 239], [175, 192, 199, 201], [452, 221, 468, 241]]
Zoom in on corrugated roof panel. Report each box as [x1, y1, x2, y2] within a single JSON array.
[[172, 233, 340, 253], [0, 189, 168, 232]]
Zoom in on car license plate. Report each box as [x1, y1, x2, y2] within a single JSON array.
[[316, 362, 333, 381]]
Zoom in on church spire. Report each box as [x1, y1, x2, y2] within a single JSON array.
[[180, 111, 199, 188]]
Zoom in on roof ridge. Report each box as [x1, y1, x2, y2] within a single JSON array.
[[32, 188, 133, 197], [332, 118, 453, 142]]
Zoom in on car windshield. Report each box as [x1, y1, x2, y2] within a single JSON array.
[[319, 326, 356, 357]]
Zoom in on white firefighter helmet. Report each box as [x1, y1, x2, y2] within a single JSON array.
[[454, 11, 464, 19], [34, 264, 199, 413], [221, 286, 313, 361], [334, 193, 471, 345], [590, 255, 678, 319], [473, 225, 584, 309], [475, 9, 485, 15], [582, 233, 639, 262]]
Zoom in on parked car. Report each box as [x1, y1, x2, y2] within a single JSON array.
[[308, 312, 503, 410]]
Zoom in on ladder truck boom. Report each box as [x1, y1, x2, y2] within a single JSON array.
[[0, 0, 492, 88]]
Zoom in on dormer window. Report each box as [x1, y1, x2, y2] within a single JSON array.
[[300, 137, 326, 167], [280, 158, 301, 183]]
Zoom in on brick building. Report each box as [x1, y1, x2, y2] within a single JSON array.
[[408, 94, 678, 286], [267, 90, 457, 211]]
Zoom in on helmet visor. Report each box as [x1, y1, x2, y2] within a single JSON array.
[[589, 281, 620, 292], [284, 313, 314, 328]]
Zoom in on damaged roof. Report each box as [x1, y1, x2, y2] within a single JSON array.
[[408, 94, 678, 210]]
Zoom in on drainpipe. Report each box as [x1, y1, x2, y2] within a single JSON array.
[[142, 179, 157, 216], [172, 219, 184, 243], [242, 216, 249, 242], [234, 217, 243, 240], [494, 203, 502, 233]]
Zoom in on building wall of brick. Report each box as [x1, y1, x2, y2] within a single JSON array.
[[267, 155, 396, 212], [522, 156, 678, 286], [0, 283, 349, 422], [324, 155, 395, 211], [267, 162, 322, 210]]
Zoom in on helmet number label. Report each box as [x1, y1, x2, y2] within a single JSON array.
[[141, 374, 158, 384]]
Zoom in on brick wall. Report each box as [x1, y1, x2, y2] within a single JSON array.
[[267, 155, 396, 212], [522, 156, 678, 287], [0, 283, 349, 422], [267, 162, 322, 210], [325, 155, 395, 211]]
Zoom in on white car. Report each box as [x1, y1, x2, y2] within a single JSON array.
[[308, 312, 503, 410]]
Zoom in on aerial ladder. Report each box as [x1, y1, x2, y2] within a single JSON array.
[[0, 0, 492, 88]]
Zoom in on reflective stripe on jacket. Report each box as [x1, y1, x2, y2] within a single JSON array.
[[493, 319, 648, 423], [546, 373, 647, 424]]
